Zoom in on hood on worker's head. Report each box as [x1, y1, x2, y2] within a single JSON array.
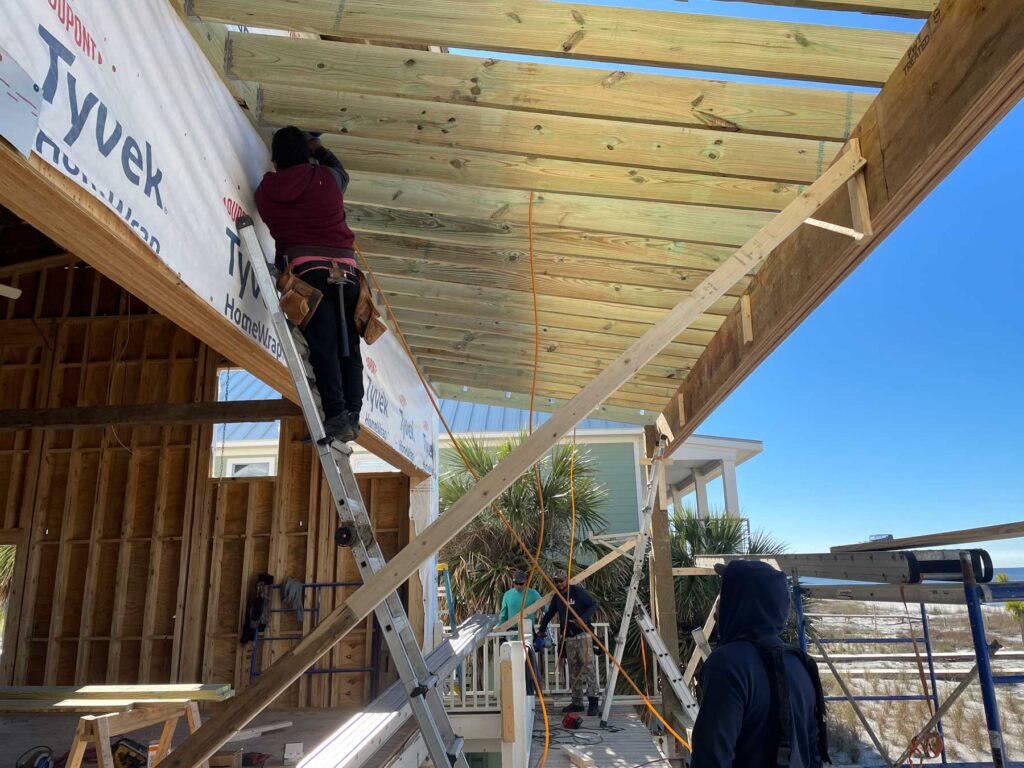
[[258, 163, 318, 204], [716, 559, 790, 644]]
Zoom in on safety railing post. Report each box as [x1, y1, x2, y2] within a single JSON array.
[[961, 552, 1007, 768]]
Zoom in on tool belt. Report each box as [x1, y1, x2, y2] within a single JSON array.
[[276, 265, 322, 329], [353, 270, 387, 345]]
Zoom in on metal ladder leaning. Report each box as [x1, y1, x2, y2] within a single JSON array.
[[236, 216, 468, 768], [599, 437, 700, 729]]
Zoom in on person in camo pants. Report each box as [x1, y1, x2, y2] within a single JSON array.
[[537, 570, 600, 715]]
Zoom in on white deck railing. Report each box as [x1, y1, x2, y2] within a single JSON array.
[[442, 622, 612, 712]]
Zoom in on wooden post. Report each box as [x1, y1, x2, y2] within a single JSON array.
[[644, 425, 685, 745], [693, 468, 710, 520], [721, 458, 740, 518]]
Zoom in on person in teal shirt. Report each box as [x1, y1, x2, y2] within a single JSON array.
[[499, 570, 542, 637]]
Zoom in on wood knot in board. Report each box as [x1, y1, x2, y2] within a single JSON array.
[[562, 30, 586, 52], [571, 10, 585, 24], [694, 110, 740, 132], [602, 71, 626, 88], [506, 11, 522, 23]]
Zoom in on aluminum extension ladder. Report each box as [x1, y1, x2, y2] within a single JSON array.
[[236, 216, 468, 768], [599, 437, 700, 728]]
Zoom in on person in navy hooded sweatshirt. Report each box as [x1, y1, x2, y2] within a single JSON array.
[[690, 560, 829, 768], [255, 127, 362, 443]]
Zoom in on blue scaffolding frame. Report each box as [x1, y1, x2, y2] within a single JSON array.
[[248, 579, 381, 700], [793, 554, 1024, 768]]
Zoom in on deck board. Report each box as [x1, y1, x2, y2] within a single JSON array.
[[530, 704, 667, 768]]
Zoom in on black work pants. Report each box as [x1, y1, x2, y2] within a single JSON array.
[[293, 264, 363, 420]]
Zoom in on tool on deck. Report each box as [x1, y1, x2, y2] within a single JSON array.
[[599, 437, 700, 729], [235, 216, 468, 768]]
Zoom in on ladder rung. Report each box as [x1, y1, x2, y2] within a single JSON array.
[[447, 735, 465, 763]]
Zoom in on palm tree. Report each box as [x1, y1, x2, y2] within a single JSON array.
[[612, 510, 787, 694], [438, 434, 610, 619], [0, 545, 14, 632]]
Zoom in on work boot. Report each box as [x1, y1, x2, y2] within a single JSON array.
[[347, 410, 362, 441], [562, 701, 585, 714], [587, 697, 600, 717], [323, 412, 357, 442]]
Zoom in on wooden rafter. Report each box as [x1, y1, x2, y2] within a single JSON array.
[[349, 207, 739, 275], [328, 136, 799, 211], [261, 86, 841, 184], [372, 273, 738, 325], [194, 0, 913, 85], [345, 176, 774, 248], [226, 33, 872, 140]]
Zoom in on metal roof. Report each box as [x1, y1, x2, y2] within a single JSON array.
[[216, 369, 281, 442]]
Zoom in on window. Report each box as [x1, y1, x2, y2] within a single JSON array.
[[211, 368, 281, 478]]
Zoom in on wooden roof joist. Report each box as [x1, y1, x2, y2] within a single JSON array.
[[705, 0, 936, 18], [195, 0, 914, 86], [227, 33, 873, 140], [380, 290, 724, 339], [398, 322, 705, 365], [346, 176, 773, 247], [403, 342, 700, 387], [264, 87, 842, 185], [349, 205, 741, 273], [406, 331, 698, 373], [384, 304, 716, 358], [371, 272, 739, 325], [330, 136, 799, 212], [413, 348, 686, 392], [356, 233, 747, 295]]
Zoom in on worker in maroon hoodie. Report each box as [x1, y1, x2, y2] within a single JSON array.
[[255, 126, 362, 442]]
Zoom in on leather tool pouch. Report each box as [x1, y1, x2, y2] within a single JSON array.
[[354, 270, 387, 345], [276, 267, 322, 330]]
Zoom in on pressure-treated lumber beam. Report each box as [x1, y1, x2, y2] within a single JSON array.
[[345, 174, 774, 247], [494, 539, 638, 631], [660, 1, 1024, 458], [434, 384, 654, 425], [194, 0, 913, 86], [166, 134, 865, 766], [264, 87, 839, 185], [0, 400, 300, 431], [329, 136, 797, 211], [413, 346, 688, 390], [381, 295, 723, 342], [404, 335, 698, 377], [832, 521, 1024, 554], [366, 255, 745, 315], [373, 273, 739, 325], [226, 33, 872, 140], [396, 318, 708, 367], [0, 143, 422, 479], [349, 205, 740, 276], [357, 232, 747, 297], [706, 0, 936, 17]]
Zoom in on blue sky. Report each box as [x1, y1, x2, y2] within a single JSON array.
[[459, 2, 1024, 562]]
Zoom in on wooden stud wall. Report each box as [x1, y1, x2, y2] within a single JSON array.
[[0, 258, 417, 708]]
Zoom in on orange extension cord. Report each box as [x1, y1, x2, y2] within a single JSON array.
[[353, 224, 692, 753]]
